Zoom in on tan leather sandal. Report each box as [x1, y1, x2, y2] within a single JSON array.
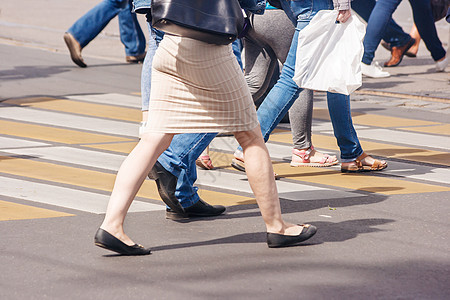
[[341, 152, 387, 173]]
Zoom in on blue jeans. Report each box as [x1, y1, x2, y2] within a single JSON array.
[[362, 0, 446, 64], [237, 0, 363, 162], [158, 133, 217, 208], [141, 24, 164, 111], [67, 0, 146, 56], [352, 0, 410, 48]]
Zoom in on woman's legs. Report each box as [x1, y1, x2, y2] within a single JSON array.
[[100, 132, 174, 245], [289, 89, 337, 166], [234, 127, 302, 235]]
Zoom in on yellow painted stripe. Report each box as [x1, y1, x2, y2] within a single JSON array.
[[312, 108, 440, 127], [399, 124, 450, 136], [208, 151, 450, 195], [83, 141, 138, 153], [0, 156, 253, 206], [269, 133, 450, 167], [4, 97, 141, 122], [272, 163, 450, 195], [0, 120, 132, 144], [0, 200, 74, 221]]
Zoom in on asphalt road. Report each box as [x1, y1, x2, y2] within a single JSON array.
[[0, 2, 449, 299]]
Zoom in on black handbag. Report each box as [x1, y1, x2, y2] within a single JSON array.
[[151, 0, 246, 45]]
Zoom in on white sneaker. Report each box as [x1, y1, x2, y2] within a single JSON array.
[[138, 121, 147, 138], [436, 56, 448, 72], [361, 61, 391, 78]]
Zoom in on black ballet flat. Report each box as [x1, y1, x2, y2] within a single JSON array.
[[267, 224, 317, 248], [94, 228, 151, 256]]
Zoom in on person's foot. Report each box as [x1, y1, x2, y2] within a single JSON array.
[[231, 150, 279, 179], [290, 146, 338, 167], [436, 56, 449, 72], [126, 53, 146, 63], [63, 32, 87, 68], [381, 40, 417, 58], [148, 161, 185, 214], [166, 199, 226, 221], [341, 152, 387, 173], [384, 38, 416, 67], [361, 61, 390, 78], [94, 228, 151, 255], [267, 224, 317, 248]]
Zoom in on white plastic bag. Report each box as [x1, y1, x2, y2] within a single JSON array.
[[292, 10, 365, 95]]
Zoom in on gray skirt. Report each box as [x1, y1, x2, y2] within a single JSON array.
[[144, 35, 259, 134]]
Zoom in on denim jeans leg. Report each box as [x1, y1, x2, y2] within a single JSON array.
[[362, 0, 402, 65], [352, 0, 410, 47], [157, 133, 217, 207], [118, 0, 146, 56], [141, 23, 162, 111], [409, 0, 446, 61], [326, 92, 363, 162], [237, 29, 303, 152], [67, 0, 126, 48], [232, 39, 243, 70]]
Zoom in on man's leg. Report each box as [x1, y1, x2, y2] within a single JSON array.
[[64, 0, 128, 67], [118, 0, 146, 59], [352, 0, 411, 48], [67, 0, 127, 48], [149, 132, 226, 220]]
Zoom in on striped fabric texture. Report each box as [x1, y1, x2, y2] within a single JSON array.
[[145, 35, 259, 134]]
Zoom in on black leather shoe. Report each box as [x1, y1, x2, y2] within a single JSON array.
[[267, 224, 317, 248], [94, 228, 151, 255], [166, 199, 226, 220], [148, 161, 185, 215]]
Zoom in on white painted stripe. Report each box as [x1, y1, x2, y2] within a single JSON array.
[[6, 146, 126, 170], [311, 120, 368, 132], [0, 177, 164, 214], [196, 168, 359, 201], [325, 128, 450, 151], [1, 107, 139, 137], [65, 93, 141, 109], [0, 136, 50, 149]]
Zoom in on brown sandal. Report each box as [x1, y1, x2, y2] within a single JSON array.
[[341, 152, 387, 173]]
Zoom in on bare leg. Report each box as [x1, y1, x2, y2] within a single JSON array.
[[408, 24, 421, 56], [234, 127, 302, 236], [100, 132, 174, 245]]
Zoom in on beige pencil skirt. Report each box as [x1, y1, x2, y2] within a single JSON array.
[[144, 35, 259, 134]]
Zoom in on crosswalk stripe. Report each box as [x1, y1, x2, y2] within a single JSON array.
[[268, 133, 450, 167], [272, 163, 450, 195], [399, 124, 450, 136], [0, 120, 131, 144], [0, 155, 253, 210], [2, 93, 449, 220], [0, 107, 138, 137], [0, 199, 74, 221], [0, 177, 163, 214], [65, 93, 141, 109], [313, 108, 440, 127], [0, 136, 50, 149], [4, 97, 141, 122], [83, 141, 137, 153], [208, 151, 450, 195]]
